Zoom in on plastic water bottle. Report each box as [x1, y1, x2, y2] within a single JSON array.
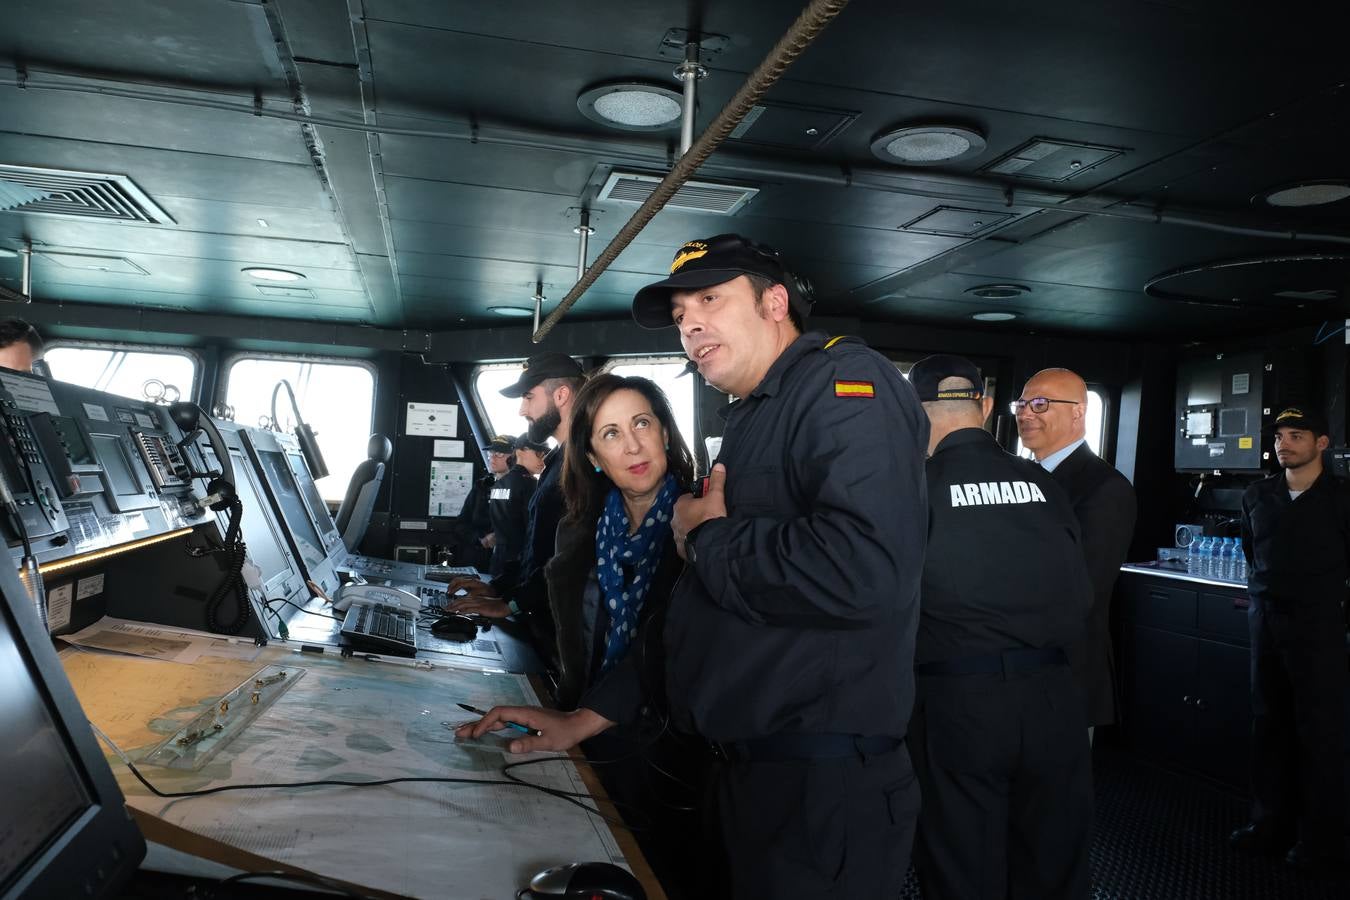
[[1211, 538, 1226, 580], [1235, 547, 1247, 583], [1219, 538, 1234, 581], [1187, 535, 1204, 575], [1194, 536, 1211, 577]]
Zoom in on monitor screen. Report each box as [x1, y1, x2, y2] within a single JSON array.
[[286, 452, 338, 542], [0, 603, 94, 891], [229, 452, 295, 595], [255, 449, 326, 572], [0, 560, 144, 897]]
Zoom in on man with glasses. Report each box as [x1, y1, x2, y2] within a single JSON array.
[[1015, 368, 1136, 739], [910, 355, 1094, 900]]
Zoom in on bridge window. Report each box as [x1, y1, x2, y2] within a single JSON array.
[[222, 356, 375, 503], [44, 345, 199, 403], [473, 358, 697, 452], [474, 366, 532, 442], [605, 358, 697, 453]]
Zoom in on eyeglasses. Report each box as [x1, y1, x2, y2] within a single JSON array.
[[1010, 397, 1080, 414]]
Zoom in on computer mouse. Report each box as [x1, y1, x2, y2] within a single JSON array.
[[523, 862, 645, 900], [429, 613, 478, 640]]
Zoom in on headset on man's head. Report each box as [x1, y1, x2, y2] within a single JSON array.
[[708, 234, 816, 319]]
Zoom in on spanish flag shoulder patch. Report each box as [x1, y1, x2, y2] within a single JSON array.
[[834, 380, 875, 398]]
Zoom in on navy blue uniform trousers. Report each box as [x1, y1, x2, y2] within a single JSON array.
[[714, 745, 919, 899], [1249, 598, 1347, 853], [909, 666, 1093, 899]]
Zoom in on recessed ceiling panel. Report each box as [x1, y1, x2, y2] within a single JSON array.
[[900, 206, 1016, 237], [983, 138, 1126, 182]]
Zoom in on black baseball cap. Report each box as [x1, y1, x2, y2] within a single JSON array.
[[514, 433, 549, 454], [908, 354, 985, 402], [499, 352, 583, 398], [1266, 406, 1329, 436], [482, 434, 515, 454], [631, 233, 808, 329]]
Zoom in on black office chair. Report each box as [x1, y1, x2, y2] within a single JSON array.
[[335, 434, 392, 552]]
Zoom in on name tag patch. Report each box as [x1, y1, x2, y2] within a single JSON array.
[[834, 380, 874, 398], [949, 481, 1047, 507], [490, 488, 512, 500]]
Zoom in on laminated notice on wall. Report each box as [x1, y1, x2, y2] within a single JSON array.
[[434, 439, 465, 458], [1232, 373, 1249, 395], [429, 460, 475, 516], [406, 402, 458, 437], [1209, 443, 1226, 457]]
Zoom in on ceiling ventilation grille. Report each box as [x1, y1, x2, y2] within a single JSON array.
[[597, 171, 758, 215], [0, 164, 173, 224]]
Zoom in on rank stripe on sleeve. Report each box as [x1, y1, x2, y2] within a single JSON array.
[[834, 380, 875, 398]]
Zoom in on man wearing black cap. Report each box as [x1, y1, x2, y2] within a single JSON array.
[[1230, 407, 1349, 871], [628, 234, 928, 898], [908, 355, 1094, 900], [450, 354, 584, 666], [482, 434, 536, 580]]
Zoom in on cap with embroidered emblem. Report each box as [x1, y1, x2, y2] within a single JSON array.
[[908, 354, 985, 403], [631, 233, 809, 328], [482, 434, 515, 454], [1264, 406, 1328, 436], [498, 352, 584, 398]]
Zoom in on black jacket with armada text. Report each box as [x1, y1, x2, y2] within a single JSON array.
[[667, 332, 929, 743], [920, 428, 1092, 664]]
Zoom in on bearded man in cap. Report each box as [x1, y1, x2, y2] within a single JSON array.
[[908, 354, 1094, 900], [451, 353, 584, 666], [1230, 407, 1349, 871]]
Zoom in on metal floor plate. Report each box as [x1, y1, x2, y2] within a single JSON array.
[[900, 746, 1347, 899]]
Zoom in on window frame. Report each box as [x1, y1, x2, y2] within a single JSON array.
[[43, 339, 203, 402], [470, 362, 529, 442], [216, 351, 377, 431]]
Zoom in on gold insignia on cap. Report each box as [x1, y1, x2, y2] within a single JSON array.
[[1277, 408, 1303, 421], [670, 241, 708, 274]]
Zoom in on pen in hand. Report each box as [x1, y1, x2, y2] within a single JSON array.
[[456, 702, 543, 737]]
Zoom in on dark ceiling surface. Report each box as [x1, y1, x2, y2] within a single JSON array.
[[0, 0, 1348, 345]]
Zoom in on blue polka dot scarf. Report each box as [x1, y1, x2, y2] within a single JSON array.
[[594, 472, 679, 676]]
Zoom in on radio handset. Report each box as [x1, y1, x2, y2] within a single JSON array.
[[272, 380, 328, 479], [168, 402, 235, 512]]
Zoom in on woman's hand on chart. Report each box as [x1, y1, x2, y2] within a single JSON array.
[[454, 706, 613, 754]]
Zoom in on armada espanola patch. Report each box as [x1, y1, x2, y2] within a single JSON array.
[[834, 380, 875, 398]]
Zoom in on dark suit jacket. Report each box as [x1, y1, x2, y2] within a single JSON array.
[[1050, 442, 1137, 726]]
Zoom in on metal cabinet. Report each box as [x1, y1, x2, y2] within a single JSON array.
[[1120, 571, 1252, 788]]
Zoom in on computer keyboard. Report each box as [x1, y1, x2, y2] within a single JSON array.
[[340, 603, 418, 657], [421, 566, 479, 584]]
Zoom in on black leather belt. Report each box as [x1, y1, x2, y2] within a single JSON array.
[[914, 647, 1067, 677], [711, 733, 903, 763]]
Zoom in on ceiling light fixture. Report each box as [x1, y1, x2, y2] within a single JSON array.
[[965, 283, 1029, 300], [577, 82, 684, 131], [870, 124, 987, 166], [1256, 180, 1350, 208], [488, 306, 533, 318], [242, 267, 305, 282], [971, 311, 1019, 322]]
